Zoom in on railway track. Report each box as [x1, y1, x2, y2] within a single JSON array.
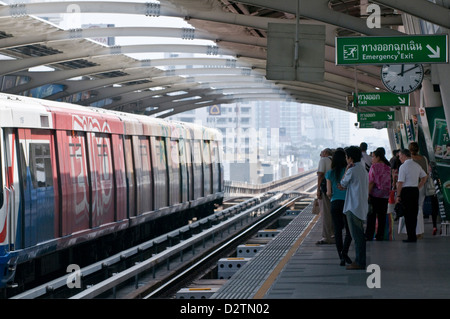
[[10, 173, 316, 299]]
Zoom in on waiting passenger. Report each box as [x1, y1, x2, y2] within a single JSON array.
[[325, 148, 352, 266], [408, 142, 428, 238], [396, 149, 428, 243], [338, 146, 369, 270], [390, 149, 402, 190], [365, 147, 391, 241], [360, 142, 372, 172], [316, 148, 334, 245]]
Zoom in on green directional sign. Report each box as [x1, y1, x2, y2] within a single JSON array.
[[357, 111, 395, 122], [336, 35, 448, 65], [354, 92, 409, 107]]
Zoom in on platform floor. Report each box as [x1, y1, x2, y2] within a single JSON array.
[[264, 212, 450, 299]]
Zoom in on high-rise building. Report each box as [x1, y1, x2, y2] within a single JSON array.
[[168, 100, 354, 183]]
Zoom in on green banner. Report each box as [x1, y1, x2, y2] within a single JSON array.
[[426, 106, 450, 220], [336, 35, 448, 65]]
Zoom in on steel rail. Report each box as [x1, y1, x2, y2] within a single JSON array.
[[142, 194, 302, 299]]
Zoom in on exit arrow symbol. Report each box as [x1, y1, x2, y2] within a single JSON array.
[[427, 44, 441, 58], [398, 97, 406, 104], [387, 114, 393, 120]]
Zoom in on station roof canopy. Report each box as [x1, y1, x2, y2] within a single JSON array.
[[0, 0, 449, 117]]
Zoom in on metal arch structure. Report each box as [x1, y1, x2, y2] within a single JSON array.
[[0, 1, 448, 118]]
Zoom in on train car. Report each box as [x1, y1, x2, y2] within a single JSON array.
[[0, 93, 224, 289]]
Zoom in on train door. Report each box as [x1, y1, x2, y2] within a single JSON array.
[[151, 136, 169, 209], [17, 129, 58, 247], [168, 138, 181, 206], [202, 140, 213, 196], [211, 141, 220, 194], [111, 134, 127, 221], [185, 139, 194, 201], [87, 132, 114, 227], [57, 130, 90, 236], [124, 136, 136, 217], [0, 129, 7, 252], [132, 136, 152, 215], [0, 128, 17, 253], [178, 139, 188, 204], [191, 140, 203, 199]]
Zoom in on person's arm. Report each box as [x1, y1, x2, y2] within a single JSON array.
[[317, 172, 324, 199], [339, 160, 354, 189], [326, 179, 332, 198], [396, 181, 403, 203], [369, 181, 374, 194], [418, 175, 428, 190]]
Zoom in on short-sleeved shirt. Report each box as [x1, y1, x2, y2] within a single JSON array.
[[317, 156, 331, 174], [398, 159, 427, 187], [368, 162, 391, 198], [340, 162, 369, 221], [325, 168, 346, 202]]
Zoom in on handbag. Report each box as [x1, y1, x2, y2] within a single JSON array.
[[425, 176, 435, 196], [394, 202, 405, 221], [312, 198, 320, 215]]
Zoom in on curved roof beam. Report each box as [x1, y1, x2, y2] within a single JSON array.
[[100, 64, 377, 111], [0, 43, 243, 76], [213, 0, 402, 36], [371, 0, 450, 29], [80, 81, 204, 106], [86, 59, 378, 110], [0, 26, 267, 50], [152, 90, 346, 118], [147, 92, 292, 115], [107, 74, 268, 110], [103, 74, 267, 109], [0, 1, 299, 31], [8, 57, 249, 95]]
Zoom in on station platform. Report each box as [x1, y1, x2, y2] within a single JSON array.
[[212, 202, 450, 299]]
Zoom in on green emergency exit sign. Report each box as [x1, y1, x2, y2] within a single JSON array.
[[336, 35, 448, 65]]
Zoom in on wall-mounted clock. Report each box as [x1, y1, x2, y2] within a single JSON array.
[[381, 64, 424, 94]]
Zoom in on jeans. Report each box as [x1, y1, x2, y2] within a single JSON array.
[[346, 210, 366, 267], [330, 200, 352, 257]]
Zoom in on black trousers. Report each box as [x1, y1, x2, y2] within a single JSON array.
[[330, 199, 352, 257], [365, 195, 389, 241], [401, 187, 419, 241]]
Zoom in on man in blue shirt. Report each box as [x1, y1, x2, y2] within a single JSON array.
[[339, 146, 369, 270]]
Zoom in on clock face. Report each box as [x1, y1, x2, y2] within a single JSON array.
[[381, 64, 424, 94]]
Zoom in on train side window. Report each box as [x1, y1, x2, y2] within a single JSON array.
[[29, 143, 53, 188]]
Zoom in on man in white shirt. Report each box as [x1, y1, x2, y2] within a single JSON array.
[[316, 148, 334, 244], [396, 149, 428, 242]]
